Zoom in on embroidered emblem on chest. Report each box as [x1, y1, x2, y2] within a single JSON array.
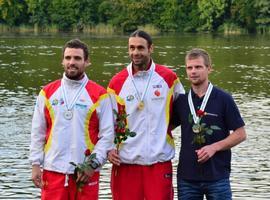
[[126, 95, 135, 101]]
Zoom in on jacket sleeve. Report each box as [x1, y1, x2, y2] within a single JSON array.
[[92, 94, 115, 166], [173, 78, 185, 100], [29, 91, 47, 166]]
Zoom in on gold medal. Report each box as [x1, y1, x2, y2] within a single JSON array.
[[138, 101, 144, 110]]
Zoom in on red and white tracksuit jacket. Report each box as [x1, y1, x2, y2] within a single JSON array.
[[29, 74, 114, 174], [108, 61, 185, 165]]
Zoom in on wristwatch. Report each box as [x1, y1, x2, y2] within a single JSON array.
[[89, 159, 100, 170]]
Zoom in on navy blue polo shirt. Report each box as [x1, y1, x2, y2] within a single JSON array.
[[171, 86, 245, 181]]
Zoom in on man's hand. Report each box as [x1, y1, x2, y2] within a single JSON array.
[[196, 144, 217, 163], [76, 168, 95, 183], [108, 149, 121, 166], [32, 165, 43, 188]]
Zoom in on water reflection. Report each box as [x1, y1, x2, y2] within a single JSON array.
[[0, 34, 269, 199]]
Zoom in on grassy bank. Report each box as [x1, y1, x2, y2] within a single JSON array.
[[0, 23, 269, 35], [0, 24, 161, 36]]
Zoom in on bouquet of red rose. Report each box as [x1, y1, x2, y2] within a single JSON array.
[[189, 109, 221, 146], [113, 108, 136, 150], [70, 149, 96, 192]]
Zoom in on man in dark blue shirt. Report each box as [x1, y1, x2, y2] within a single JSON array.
[[171, 48, 246, 200]]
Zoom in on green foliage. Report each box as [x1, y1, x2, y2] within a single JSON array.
[[72, 0, 101, 31], [0, 0, 29, 26], [70, 151, 96, 190], [25, 0, 51, 28], [190, 111, 221, 146], [194, 134, 206, 145], [151, 0, 180, 31], [108, 0, 156, 32], [230, 0, 257, 33], [0, 0, 269, 33], [48, 0, 77, 31], [255, 0, 270, 34], [198, 0, 229, 31], [178, 0, 200, 32], [98, 0, 115, 23], [188, 113, 193, 124]]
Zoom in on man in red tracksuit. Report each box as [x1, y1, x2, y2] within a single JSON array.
[[107, 30, 185, 200], [30, 39, 114, 200]]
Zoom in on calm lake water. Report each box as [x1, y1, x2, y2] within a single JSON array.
[[0, 33, 269, 199]]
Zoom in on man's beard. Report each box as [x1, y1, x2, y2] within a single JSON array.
[[65, 71, 84, 80], [132, 59, 148, 71]]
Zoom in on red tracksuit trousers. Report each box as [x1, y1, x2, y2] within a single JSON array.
[[41, 170, 99, 200]]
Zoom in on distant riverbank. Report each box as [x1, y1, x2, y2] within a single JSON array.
[[1, 23, 269, 36]]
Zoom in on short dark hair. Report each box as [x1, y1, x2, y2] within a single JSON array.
[[185, 48, 212, 67], [62, 39, 89, 60], [129, 30, 152, 47]]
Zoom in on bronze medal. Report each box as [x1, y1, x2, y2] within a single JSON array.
[[192, 124, 201, 133]]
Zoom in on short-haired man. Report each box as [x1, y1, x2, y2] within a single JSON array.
[[171, 48, 247, 200], [30, 39, 114, 200]]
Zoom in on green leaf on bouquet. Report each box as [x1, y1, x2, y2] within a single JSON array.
[[210, 125, 221, 130], [129, 131, 136, 137], [188, 113, 193, 123], [69, 162, 77, 166], [206, 129, 213, 135]]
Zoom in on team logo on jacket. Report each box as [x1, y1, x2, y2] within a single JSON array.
[[152, 89, 164, 100], [52, 99, 58, 106], [126, 95, 135, 101], [60, 98, 64, 105], [154, 90, 161, 97]]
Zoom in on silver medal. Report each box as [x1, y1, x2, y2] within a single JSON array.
[[64, 110, 73, 120], [61, 77, 88, 121]]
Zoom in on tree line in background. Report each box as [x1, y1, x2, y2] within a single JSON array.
[[0, 0, 269, 34]]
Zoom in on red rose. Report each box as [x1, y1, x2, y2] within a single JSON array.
[[120, 128, 126, 134], [115, 126, 121, 133], [196, 109, 205, 117], [118, 106, 125, 112], [84, 149, 91, 156]]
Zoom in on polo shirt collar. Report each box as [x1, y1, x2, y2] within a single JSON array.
[[190, 85, 217, 101]]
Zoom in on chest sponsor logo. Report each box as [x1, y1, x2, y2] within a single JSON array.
[[52, 99, 58, 106], [154, 90, 161, 97], [75, 103, 87, 109], [152, 90, 164, 100], [152, 84, 162, 88], [126, 95, 135, 102], [79, 98, 86, 102]]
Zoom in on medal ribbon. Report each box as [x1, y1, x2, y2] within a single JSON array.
[[127, 62, 155, 104], [188, 82, 213, 124], [61, 76, 88, 111]]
